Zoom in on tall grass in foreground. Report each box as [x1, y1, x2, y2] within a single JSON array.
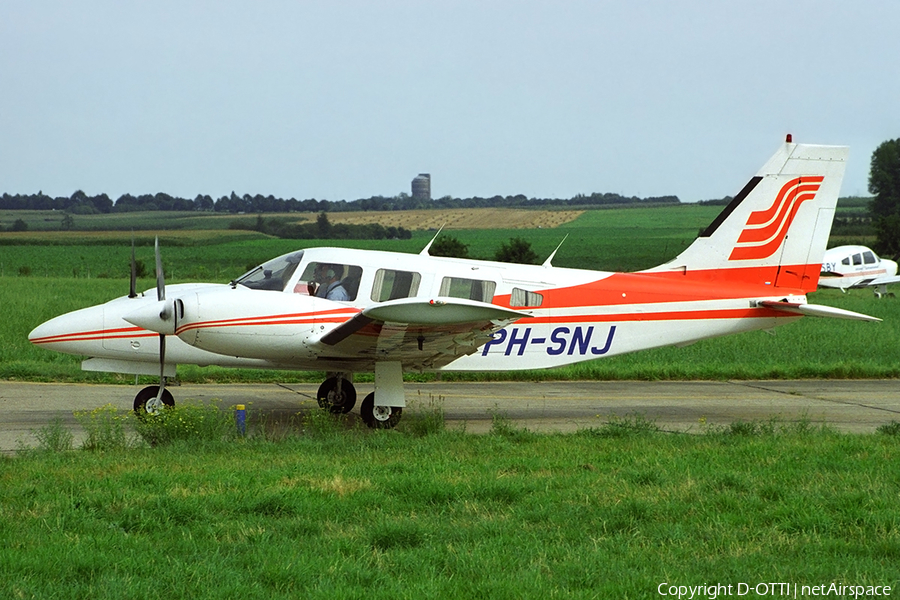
[[2, 414, 898, 599]]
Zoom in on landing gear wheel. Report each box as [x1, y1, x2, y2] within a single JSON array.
[[360, 392, 402, 429], [317, 377, 357, 414], [133, 385, 175, 414]]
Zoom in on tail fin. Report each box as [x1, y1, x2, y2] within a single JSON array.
[[645, 138, 848, 292]]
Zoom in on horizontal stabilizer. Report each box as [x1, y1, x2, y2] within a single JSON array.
[[756, 300, 881, 322]]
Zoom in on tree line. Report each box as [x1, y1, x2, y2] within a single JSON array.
[[0, 189, 681, 214], [235, 212, 413, 241]]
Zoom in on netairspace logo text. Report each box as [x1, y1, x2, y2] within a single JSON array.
[[657, 582, 892, 599]]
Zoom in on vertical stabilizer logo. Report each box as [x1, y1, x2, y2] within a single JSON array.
[[728, 176, 823, 261]]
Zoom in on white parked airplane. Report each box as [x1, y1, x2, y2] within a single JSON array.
[[819, 245, 900, 297], [29, 137, 879, 428]]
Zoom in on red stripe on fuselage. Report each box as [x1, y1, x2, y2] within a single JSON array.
[[175, 308, 359, 336], [30, 326, 154, 345]]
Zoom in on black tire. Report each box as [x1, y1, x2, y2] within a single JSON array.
[[360, 392, 402, 429], [316, 377, 357, 414], [133, 386, 175, 414]]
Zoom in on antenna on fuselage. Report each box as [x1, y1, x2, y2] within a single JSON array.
[[419, 224, 446, 256], [128, 233, 138, 298], [542, 234, 569, 267]]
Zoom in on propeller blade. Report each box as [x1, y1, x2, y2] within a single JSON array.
[[155, 236, 165, 302], [129, 235, 137, 298]]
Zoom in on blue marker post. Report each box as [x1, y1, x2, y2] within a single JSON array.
[[235, 404, 246, 437]]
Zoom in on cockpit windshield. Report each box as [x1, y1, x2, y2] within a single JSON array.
[[233, 251, 304, 291]]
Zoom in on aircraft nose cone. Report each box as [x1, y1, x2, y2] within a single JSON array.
[[28, 318, 61, 344], [28, 305, 107, 353]]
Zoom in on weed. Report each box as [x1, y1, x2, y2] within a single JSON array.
[[725, 419, 770, 436], [584, 412, 660, 438], [75, 404, 133, 451], [488, 407, 534, 441], [34, 416, 74, 453], [876, 420, 900, 436], [301, 406, 348, 438], [398, 394, 445, 437], [721, 415, 830, 437], [133, 400, 236, 446]]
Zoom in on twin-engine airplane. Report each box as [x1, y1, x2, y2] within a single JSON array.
[[819, 245, 900, 297], [29, 137, 879, 428]]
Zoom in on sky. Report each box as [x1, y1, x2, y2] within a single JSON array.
[[2, 1, 899, 204]]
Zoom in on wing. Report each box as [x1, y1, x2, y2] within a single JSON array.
[[315, 297, 526, 371], [869, 274, 900, 287]]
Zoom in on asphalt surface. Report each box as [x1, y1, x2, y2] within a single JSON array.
[[2, 379, 899, 453]]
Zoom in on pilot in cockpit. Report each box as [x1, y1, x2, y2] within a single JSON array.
[[313, 264, 349, 301]]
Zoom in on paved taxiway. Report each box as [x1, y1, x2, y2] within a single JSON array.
[[2, 380, 899, 452]]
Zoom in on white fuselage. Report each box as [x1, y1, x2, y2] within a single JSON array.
[[29, 246, 804, 376]]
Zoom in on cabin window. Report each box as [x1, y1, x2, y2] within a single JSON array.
[[439, 277, 496, 302], [863, 251, 877, 264], [510, 288, 543, 308], [842, 257, 851, 265], [853, 253, 863, 266], [235, 251, 304, 292], [295, 262, 363, 301], [371, 269, 421, 302]]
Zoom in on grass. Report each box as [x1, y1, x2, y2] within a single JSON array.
[[3, 411, 899, 598]]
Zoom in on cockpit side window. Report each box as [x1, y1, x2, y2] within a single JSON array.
[[234, 251, 304, 291], [296, 262, 362, 301], [371, 269, 421, 302], [863, 251, 877, 265], [510, 288, 543, 307]]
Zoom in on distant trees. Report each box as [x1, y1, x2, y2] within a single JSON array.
[[869, 138, 900, 259], [238, 211, 412, 241], [0, 190, 113, 213], [1, 189, 683, 214]]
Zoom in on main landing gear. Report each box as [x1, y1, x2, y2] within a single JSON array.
[[131, 370, 406, 430], [316, 375, 357, 414], [316, 367, 405, 429], [360, 392, 402, 429]]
